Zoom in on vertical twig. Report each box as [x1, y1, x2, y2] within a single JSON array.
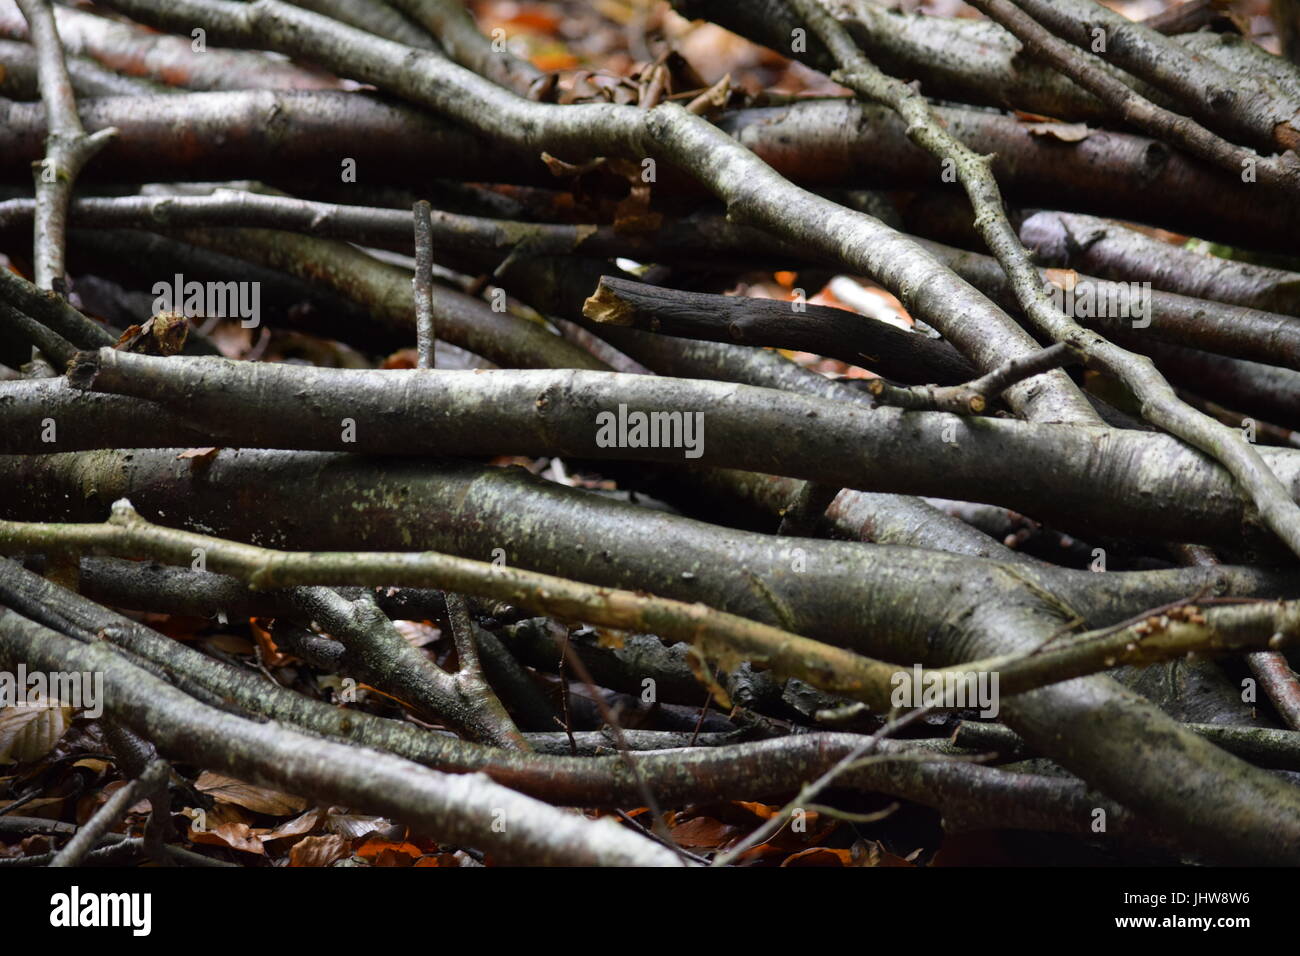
[[556, 629, 689, 865], [555, 631, 578, 756], [15, 0, 117, 293], [413, 198, 436, 368]]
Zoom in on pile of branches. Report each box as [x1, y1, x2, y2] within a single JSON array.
[[2, 0, 1300, 867]]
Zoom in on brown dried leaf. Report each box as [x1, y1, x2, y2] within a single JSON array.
[[194, 771, 308, 816], [176, 447, 219, 462], [668, 815, 739, 848], [0, 703, 76, 764], [1023, 121, 1092, 142], [781, 846, 854, 866], [324, 810, 400, 841], [1043, 267, 1079, 291], [190, 820, 266, 855], [262, 808, 323, 844], [114, 311, 189, 355], [289, 833, 351, 867], [201, 633, 256, 656]]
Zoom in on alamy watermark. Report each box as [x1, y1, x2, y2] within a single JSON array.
[[151, 273, 260, 328], [890, 664, 999, 718], [1044, 277, 1151, 328], [595, 404, 704, 459], [50, 886, 150, 936], [0, 665, 103, 719]]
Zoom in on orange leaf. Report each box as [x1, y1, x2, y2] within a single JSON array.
[[668, 816, 738, 848], [249, 618, 294, 667], [781, 846, 853, 867], [381, 348, 418, 369], [532, 52, 580, 71], [503, 10, 560, 33], [190, 821, 266, 855], [355, 837, 423, 861], [732, 801, 779, 820], [1044, 268, 1079, 291], [176, 447, 219, 461]]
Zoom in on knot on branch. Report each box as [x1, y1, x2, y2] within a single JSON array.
[[66, 349, 104, 391]]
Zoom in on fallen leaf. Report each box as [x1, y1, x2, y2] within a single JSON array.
[[176, 447, 219, 462], [201, 633, 256, 655], [370, 847, 418, 867], [355, 836, 423, 863], [195, 771, 308, 816], [533, 51, 580, 71], [77, 779, 151, 825], [189, 820, 266, 855], [669, 815, 738, 848], [781, 846, 854, 866], [1022, 121, 1092, 142], [325, 810, 400, 841], [381, 348, 418, 369], [731, 801, 780, 820], [0, 703, 76, 764], [249, 618, 295, 667], [289, 833, 351, 867], [1043, 267, 1079, 291], [115, 311, 189, 355], [262, 808, 323, 844], [854, 839, 917, 867]]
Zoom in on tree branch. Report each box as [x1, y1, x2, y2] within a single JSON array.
[[13, 0, 116, 291]]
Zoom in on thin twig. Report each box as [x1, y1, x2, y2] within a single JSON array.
[[555, 629, 689, 865], [712, 707, 936, 866], [413, 198, 436, 368], [868, 343, 1077, 415], [614, 809, 712, 865]]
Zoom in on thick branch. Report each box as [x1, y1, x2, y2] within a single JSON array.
[[43, 348, 1300, 553], [583, 274, 976, 385]]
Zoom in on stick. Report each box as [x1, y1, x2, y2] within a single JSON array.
[[13, 0, 116, 292], [413, 198, 436, 368]]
